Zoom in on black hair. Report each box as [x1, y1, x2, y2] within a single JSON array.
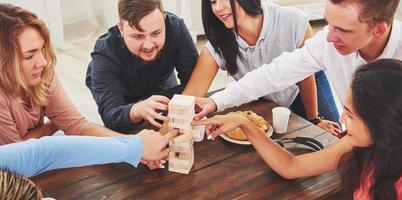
[[339, 59, 402, 200], [202, 0, 262, 75]]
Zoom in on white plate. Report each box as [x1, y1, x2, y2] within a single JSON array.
[[219, 124, 273, 145]]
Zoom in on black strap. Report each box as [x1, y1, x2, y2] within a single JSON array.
[[275, 137, 324, 152]]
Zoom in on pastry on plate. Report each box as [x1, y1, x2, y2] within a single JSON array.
[[225, 111, 269, 141]]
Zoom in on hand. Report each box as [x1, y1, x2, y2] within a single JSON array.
[[317, 119, 342, 137], [138, 129, 178, 164], [131, 95, 170, 128], [193, 114, 247, 140], [140, 159, 165, 170], [194, 97, 217, 121]]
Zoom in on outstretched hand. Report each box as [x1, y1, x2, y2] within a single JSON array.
[[138, 129, 178, 169], [193, 114, 247, 140]]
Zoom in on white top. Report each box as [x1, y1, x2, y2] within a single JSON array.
[[206, 3, 309, 107], [211, 19, 402, 111]]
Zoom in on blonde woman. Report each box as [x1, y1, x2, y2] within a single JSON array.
[[0, 4, 124, 145]]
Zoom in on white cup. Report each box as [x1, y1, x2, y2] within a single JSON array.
[[272, 107, 291, 134], [193, 117, 207, 142]]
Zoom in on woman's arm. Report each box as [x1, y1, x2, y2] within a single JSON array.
[[297, 24, 319, 120], [0, 130, 178, 177], [81, 123, 122, 137], [0, 135, 143, 177], [240, 117, 353, 179], [196, 114, 353, 179], [22, 121, 59, 140], [298, 75, 318, 120], [182, 48, 220, 97]]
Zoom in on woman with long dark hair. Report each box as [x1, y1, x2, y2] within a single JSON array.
[[183, 0, 341, 135], [195, 59, 402, 199]]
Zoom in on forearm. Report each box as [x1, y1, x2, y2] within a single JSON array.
[[298, 75, 319, 120], [240, 119, 297, 179], [241, 117, 350, 179], [129, 103, 143, 124], [0, 135, 143, 177], [182, 75, 211, 97], [22, 121, 59, 140], [81, 123, 122, 137], [182, 48, 219, 97]]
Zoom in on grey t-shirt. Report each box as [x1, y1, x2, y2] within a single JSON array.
[[205, 3, 309, 107]]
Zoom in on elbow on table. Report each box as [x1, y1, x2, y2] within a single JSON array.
[[278, 172, 300, 180], [276, 166, 309, 180]]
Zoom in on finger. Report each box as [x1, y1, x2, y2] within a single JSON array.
[[210, 128, 224, 139], [330, 122, 341, 130], [153, 160, 162, 166], [147, 164, 160, 170], [158, 149, 169, 160], [164, 129, 179, 140], [151, 101, 169, 111], [332, 127, 342, 134], [194, 109, 209, 121], [205, 125, 213, 134], [150, 110, 170, 122], [148, 117, 163, 128], [192, 117, 216, 126], [151, 95, 170, 104]]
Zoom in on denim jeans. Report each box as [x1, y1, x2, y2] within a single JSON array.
[[290, 71, 339, 122]]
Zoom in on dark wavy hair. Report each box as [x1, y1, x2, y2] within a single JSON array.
[[202, 0, 262, 75], [339, 59, 402, 199]]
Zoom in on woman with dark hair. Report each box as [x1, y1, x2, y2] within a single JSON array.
[[195, 59, 402, 199], [183, 0, 341, 135]]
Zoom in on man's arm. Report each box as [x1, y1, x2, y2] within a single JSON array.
[[0, 135, 143, 177], [86, 55, 135, 132], [210, 31, 327, 112]]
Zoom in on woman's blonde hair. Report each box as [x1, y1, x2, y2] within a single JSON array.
[[0, 170, 42, 200], [0, 3, 56, 106]]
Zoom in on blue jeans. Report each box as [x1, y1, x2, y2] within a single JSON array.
[[290, 71, 339, 122]]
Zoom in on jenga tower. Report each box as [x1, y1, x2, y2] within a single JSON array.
[[168, 94, 195, 134], [168, 133, 194, 174], [168, 95, 195, 174]]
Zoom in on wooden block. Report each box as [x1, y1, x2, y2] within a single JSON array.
[[168, 158, 193, 174], [172, 133, 193, 143], [169, 138, 194, 149], [169, 158, 193, 166], [169, 151, 194, 160], [168, 107, 193, 116], [169, 94, 195, 108], [169, 145, 194, 154], [169, 142, 193, 150], [168, 166, 191, 174], [169, 122, 191, 130], [168, 113, 194, 120]]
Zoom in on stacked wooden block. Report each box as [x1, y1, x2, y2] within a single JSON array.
[[168, 94, 196, 174]]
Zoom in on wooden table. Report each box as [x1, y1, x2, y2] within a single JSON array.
[[32, 100, 341, 200]]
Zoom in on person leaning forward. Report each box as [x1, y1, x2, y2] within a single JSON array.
[[86, 0, 198, 133]]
